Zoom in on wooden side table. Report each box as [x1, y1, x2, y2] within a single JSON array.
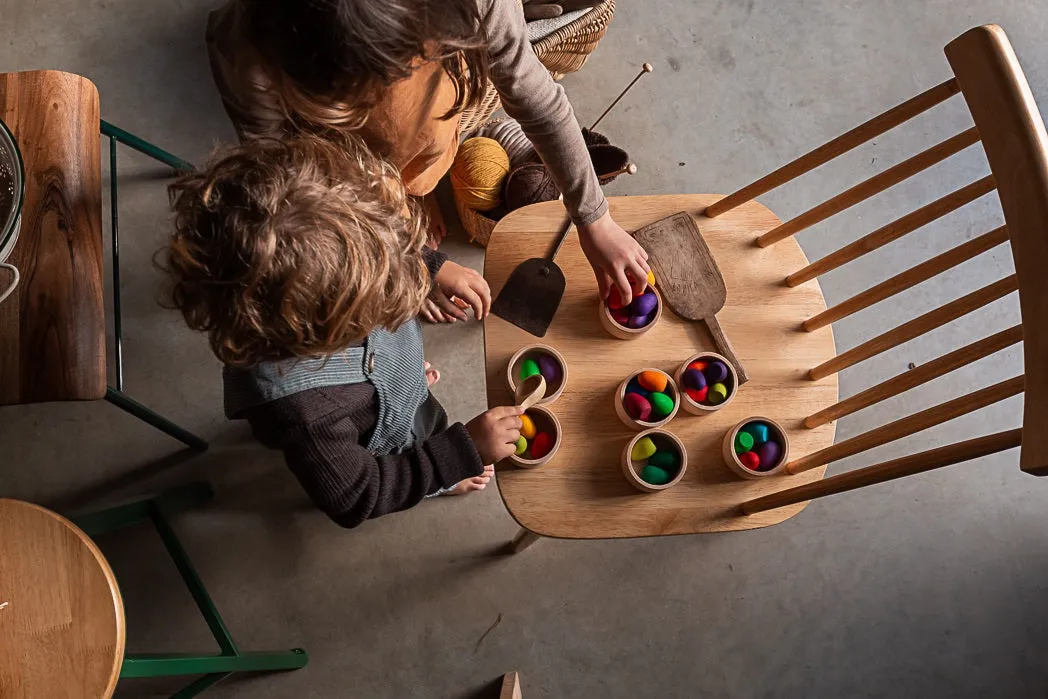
[[0, 485, 308, 698], [484, 196, 838, 546]]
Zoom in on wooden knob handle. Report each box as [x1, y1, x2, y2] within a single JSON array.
[[642, 62, 654, 73], [626, 163, 638, 175]]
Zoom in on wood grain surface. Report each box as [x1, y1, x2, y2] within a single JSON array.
[[484, 195, 837, 539], [0, 71, 105, 404], [946, 25, 1048, 475], [0, 499, 125, 698]]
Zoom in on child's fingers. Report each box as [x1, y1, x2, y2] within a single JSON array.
[[435, 292, 468, 320], [488, 405, 525, 418], [612, 267, 633, 305], [473, 278, 492, 318], [456, 285, 485, 320]]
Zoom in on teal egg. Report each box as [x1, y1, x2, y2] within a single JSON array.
[[648, 450, 678, 471], [749, 422, 771, 444], [650, 391, 675, 417], [641, 464, 671, 485]]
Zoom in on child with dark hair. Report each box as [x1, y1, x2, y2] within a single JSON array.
[[163, 134, 523, 527], [206, 0, 652, 323]]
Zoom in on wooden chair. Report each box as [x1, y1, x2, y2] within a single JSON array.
[[0, 484, 308, 699], [698, 24, 1047, 516], [0, 70, 206, 451]]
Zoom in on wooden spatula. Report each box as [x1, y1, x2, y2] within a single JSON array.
[[633, 212, 749, 384]]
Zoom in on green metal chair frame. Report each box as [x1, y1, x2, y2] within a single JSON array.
[[99, 120, 206, 452], [74, 482, 309, 698]]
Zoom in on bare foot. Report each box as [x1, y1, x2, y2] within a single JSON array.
[[424, 193, 447, 249], [444, 464, 494, 495], [425, 361, 440, 387], [420, 297, 457, 324]]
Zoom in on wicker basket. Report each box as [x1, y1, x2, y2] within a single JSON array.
[[459, 0, 615, 132]]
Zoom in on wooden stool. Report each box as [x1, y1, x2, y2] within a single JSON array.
[[0, 70, 205, 450], [0, 484, 307, 698], [485, 25, 1048, 550]]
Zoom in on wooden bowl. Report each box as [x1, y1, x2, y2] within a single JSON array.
[[614, 368, 680, 430], [621, 429, 688, 492], [598, 287, 663, 340], [674, 352, 739, 415], [506, 344, 568, 406], [508, 406, 562, 468], [722, 417, 790, 480]]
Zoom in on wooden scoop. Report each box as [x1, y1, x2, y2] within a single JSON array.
[[633, 212, 749, 383], [515, 374, 548, 409]]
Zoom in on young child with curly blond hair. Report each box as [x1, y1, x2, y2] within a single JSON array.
[[163, 134, 522, 527]]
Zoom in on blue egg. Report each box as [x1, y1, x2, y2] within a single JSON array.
[[682, 368, 707, 391], [625, 377, 651, 398], [703, 360, 729, 384], [627, 312, 653, 329]]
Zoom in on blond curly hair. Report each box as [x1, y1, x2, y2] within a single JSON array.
[[161, 134, 429, 366]]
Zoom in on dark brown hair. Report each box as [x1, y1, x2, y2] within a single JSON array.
[[161, 134, 429, 367], [241, 0, 489, 133]]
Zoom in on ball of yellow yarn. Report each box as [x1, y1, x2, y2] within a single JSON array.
[[451, 137, 510, 212]]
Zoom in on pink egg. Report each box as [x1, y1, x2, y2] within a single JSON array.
[[623, 392, 652, 422]]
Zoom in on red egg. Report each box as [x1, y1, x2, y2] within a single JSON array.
[[610, 307, 630, 326], [685, 386, 708, 404], [739, 451, 760, 470], [623, 392, 652, 422], [607, 287, 626, 310], [531, 432, 554, 459]]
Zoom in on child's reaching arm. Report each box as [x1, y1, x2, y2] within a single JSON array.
[[243, 383, 521, 528]]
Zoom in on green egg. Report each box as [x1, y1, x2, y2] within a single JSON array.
[[734, 430, 755, 454], [631, 436, 657, 461], [520, 359, 540, 380], [650, 391, 675, 417], [514, 436, 528, 456], [648, 450, 678, 471], [641, 464, 671, 486]]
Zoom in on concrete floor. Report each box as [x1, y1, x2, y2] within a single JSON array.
[[4, 1, 1048, 697]]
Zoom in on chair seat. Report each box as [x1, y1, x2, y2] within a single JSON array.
[[0, 70, 105, 405], [0, 499, 125, 698]]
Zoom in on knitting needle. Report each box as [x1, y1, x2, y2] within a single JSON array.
[[605, 163, 638, 178], [589, 63, 654, 131]]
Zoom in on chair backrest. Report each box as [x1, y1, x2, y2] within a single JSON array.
[[705, 26, 1048, 514]]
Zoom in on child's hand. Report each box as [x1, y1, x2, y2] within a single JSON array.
[[577, 211, 650, 306], [466, 406, 524, 464], [434, 261, 491, 320]]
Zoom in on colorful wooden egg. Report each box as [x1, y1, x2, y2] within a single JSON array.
[[631, 291, 658, 316], [739, 451, 760, 470], [520, 358, 540, 380], [641, 464, 671, 485], [610, 307, 630, 325], [650, 391, 674, 417], [756, 440, 781, 470], [631, 436, 657, 461], [707, 383, 728, 404], [514, 436, 528, 455], [531, 432, 554, 459], [624, 393, 653, 422], [608, 287, 626, 310], [648, 450, 678, 470], [520, 414, 537, 439], [750, 423, 770, 444], [685, 386, 708, 404], [688, 360, 708, 372], [537, 354, 562, 383], [637, 370, 668, 393], [647, 269, 656, 286], [704, 360, 729, 384], [682, 368, 707, 391], [626, 378, 651, 398], [627, 312, 653, 329], [735, 430, 755, 454]]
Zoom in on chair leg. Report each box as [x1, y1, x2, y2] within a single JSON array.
[[100, 119, 194, 173], [509, 528, 541, 553], [71, 482, 213, 538], [121, 649, 309, 678], [105, 387, 208, 451], [169, 673, 231, 699]]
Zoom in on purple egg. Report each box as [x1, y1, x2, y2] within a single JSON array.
[[537, 354, 562, 383], [627, 312, 653, 329], [703, 360, 729, 384], [630, 291, 658, 317], [682, 368, 707, 391], [756, 441, 782, 471]]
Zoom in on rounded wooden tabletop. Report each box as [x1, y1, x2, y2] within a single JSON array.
[[484, 195, 838, 539], [0, 499, 125, 698]]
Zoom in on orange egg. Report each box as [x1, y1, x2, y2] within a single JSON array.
[[636, 370, 667, 393]]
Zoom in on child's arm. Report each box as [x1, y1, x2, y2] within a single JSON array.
[[482, 0, 651, 303], [244, 384, 484, 527]]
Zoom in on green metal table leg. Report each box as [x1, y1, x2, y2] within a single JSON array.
[[170, 672, 231, 699], [108, 135, 124, 392], [72, 483, 213, 538], [105, 387, 208, 451], [101, 119, 194, 173], [122, 649, 309, 677]]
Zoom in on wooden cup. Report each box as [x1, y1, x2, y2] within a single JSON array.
[[674, 352, 739, 415], [598, 286, 663, 340], [508, 374, 563, 468], [614, 368, 680, 430], [506, 343, 568, 406], [722, 417, 790, 480], [621, 428, 688, 492]]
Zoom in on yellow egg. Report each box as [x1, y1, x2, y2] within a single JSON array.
[[520, 414, 537, 439], [647, 269, 656, 286]]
